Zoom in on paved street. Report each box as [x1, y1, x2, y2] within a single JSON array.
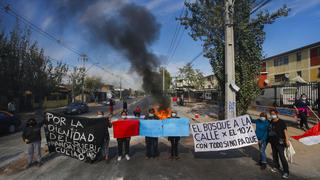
[[1, 98, 320, 180]]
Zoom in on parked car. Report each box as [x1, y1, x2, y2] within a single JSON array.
[[0, 111, 21, 133], [64, 102, 89, 115]]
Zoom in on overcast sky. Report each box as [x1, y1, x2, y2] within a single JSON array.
[[1, 0, 320, 90]]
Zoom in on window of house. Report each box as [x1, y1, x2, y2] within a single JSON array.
[[297, 71, 302, 77], [296, 51, 302, 61], [274, 74, 286, 82], [274, 56, 289, 66]]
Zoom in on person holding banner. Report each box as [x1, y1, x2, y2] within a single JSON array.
[[117, 111, 131, 161], [168, 111, 181, 160], [294, 94, 310, 130], [145, 108, 160, 159], [133, 106, 142, 117], [97, 111, 112, 161], [268, 109, 290, 179], [252, 112, 269, 169], [22, 118, 42, 168]]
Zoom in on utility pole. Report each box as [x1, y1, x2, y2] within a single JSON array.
[[224, 0, 237, 119], [162, 67, 165, 94], [80, 54, 88, 103], [119, 77, 122, 100]]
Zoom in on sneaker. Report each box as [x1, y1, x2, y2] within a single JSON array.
[[270, 167, 278, 173], [36, 162, 42, 167], [117, 156, 122, 162], [24, 164, 31, 169], [145, 157, 150, 160], [282, 173, 289, 179], [125, 154, 130, 161], [175, 156, 180, 160]]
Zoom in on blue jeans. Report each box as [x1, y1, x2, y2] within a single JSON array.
[[27, 141, 41, 165], [258, 140, 267, 164]]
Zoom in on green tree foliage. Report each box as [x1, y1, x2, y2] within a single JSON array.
[[159, 67, 172, 90], [0, 22, 68, 108], [85, 76, 103, 93], [178, 63, 205, 89], [69, 67, 85, 101], [180, 0, 289, 115]]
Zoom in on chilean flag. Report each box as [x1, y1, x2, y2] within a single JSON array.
[[292, 123, 320, 145]]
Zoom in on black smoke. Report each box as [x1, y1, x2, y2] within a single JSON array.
[[49, 0, 170, 109]]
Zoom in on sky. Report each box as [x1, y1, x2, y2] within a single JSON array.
[[1, 0, 320, 90]]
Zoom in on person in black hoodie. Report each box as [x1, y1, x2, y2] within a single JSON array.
[[22, 118, 42, 168], [145, 108, 159, 159]]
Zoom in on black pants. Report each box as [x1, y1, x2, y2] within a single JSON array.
[[117, 138, 130, 156], [271, 143, 289, 174], [146, 137, 159, 158], [299, 113, 309, 129], [169, 137, 180, 157]]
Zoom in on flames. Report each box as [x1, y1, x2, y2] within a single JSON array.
[[155, 108, 172, 120]]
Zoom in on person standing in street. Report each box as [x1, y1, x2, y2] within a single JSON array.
[[7, 100, 16, 114], [97, 111, 112, 161], [133, 106, 142, 117], [145, 108, 159, 159], [168, 111, 181, 160], [22, 118, 42, 168], [117, 111, 131, 161], [268, 109, 290, 179], [109, 99, 114, 115], [252, 112, 269, 169], [294, 94, 310, 130], [123, 100, 128, 112]]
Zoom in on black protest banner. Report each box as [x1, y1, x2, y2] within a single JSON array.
[[191, 115, 258, 152], [44, 112, 107, 162]]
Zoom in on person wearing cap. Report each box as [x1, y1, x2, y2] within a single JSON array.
[[168, 111, 181, 160], [117, 111, 131, 161], [145, 108, 159, 159], [22, 118, 42, 168]]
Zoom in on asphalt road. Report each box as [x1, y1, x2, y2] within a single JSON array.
[[0, 96, 310, 180]]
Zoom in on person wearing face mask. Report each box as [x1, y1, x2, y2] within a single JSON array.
[[97, 111, 112, 161], [294, 94, 310, 130], [168, 111, 181, 160], [251, 112, 269, 169], [268, 109, 290, 179], [117, 111, 131, 161], [144, 108, 159, 159], [22, 118, 42, 168]]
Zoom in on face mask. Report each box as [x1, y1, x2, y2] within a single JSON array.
[[149, 113, 154, 117], [172, 113, 177, 117], [271, 115, 277, 119], [260, 117, 266, 121], [302, 98, 307, 101], [97, 115, 103, 118]]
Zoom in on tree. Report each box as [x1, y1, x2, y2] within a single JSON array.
[[180, 0, 289, 115], [177, 63, 205, 90], [159, 67, 172, 91], [69, 67, 85, 102], [85, 76, 103, 94]]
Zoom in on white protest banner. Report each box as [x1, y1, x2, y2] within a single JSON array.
[[191, 115, 258, 152]]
